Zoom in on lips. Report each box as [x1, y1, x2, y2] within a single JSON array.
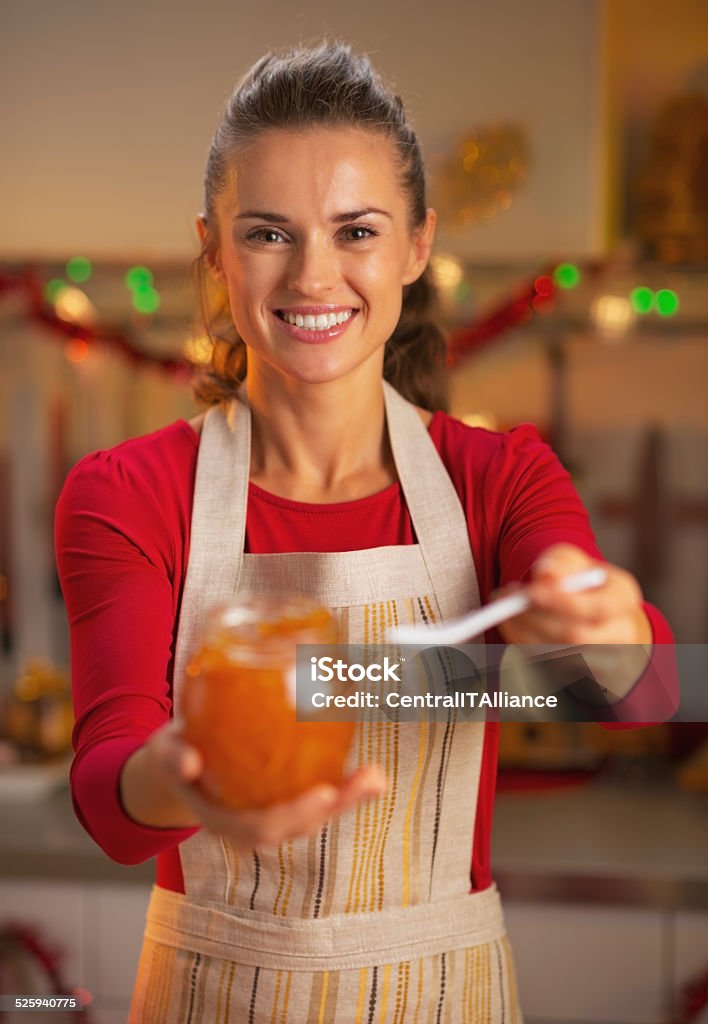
[[270, 307, 358, 344], [276, 305, 356, 315]]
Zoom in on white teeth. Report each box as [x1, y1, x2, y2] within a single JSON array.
[[280, 310, 354, 330]]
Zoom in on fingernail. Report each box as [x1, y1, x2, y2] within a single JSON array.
[[318, 786, 338, 805]]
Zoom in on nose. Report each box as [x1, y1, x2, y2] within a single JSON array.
[[286, 236, 340, 297]]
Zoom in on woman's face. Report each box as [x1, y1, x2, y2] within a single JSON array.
[[203, 126, 435, 389]]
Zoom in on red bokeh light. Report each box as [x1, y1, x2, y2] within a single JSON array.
[[533, 275, 555, 297], [64, 338, 89, 363]]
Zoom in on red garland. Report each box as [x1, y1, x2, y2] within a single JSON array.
[[447, 272, 556, 367], [0, 267, 192, 380], [1, 263, 562, 376]]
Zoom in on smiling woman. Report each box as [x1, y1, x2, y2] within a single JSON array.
[[54, 39, 676, 1024], [192, 46, 447, 416], [196, 126, 434, 402]]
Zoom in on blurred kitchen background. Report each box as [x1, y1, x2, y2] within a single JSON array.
[[1, 1, 707, 1022]]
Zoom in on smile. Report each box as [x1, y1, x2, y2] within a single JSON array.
[[276, 308, 355, 331], [271, 307, 359, 344]]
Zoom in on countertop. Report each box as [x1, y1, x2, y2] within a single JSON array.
[[0, 777, 153, 884], [1, 776, 707, 906], [491, 783, 708, 908]]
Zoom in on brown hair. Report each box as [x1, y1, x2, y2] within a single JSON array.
[[192, 40, 448, 412]]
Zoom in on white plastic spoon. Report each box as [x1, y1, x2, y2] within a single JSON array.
[[386, 566, 608, 646]]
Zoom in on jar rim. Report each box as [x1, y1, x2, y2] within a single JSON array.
[[201, 594, 338, 662]]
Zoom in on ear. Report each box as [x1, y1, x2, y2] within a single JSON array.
[[196, 213, 226, 285], [402, 207, 437, 286]]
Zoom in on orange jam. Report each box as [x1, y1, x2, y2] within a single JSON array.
[[182, 596, 355, 810]]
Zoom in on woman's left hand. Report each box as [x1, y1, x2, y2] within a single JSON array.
[[496, 543, 652, 647]]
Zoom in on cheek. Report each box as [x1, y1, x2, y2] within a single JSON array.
[[224, 260, 272, 317], [223, 282, 263, 343], [355, 250, 407, 301]]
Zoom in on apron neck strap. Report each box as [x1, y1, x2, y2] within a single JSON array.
[[381, 380, 480, 621], [188, 379, 480, 619]]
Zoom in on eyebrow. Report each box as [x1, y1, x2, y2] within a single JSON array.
[[234, 207, 392, 223]]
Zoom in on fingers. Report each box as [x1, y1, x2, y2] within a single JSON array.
[[496, 546, 645, 646], [247, 766, 388, 844], [531, 543, 595, 581], [327, 764, 389, 815], [174, 762, 389, 850], [502, 606, 635, 645], [138, 719, 389, 847], [527, 580, 618, 623], [152, 719, 204, 784], [527, 566, 641, 627], [252, 785, 348, 844]]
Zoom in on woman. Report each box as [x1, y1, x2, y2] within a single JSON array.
[[55, 41, 676, 1022]]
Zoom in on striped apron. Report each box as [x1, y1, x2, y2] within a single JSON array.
[[129, 381, 523, 1022]]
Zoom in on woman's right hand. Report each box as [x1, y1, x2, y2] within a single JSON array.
[[120, 719, 388, 849]]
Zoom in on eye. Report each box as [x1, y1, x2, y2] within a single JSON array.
[[246, 227, 288, 244], [340, 224, 378, 242]]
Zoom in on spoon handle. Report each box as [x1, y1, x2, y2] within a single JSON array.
[[387, 566, 607, 645]]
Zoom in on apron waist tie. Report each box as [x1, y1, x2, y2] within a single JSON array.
[[144, 883, 507, 971]]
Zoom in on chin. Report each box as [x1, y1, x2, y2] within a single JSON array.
[[273, 352, 380, 387], [286, 365, 359, 387]]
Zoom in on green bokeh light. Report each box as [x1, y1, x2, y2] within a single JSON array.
[[125, 266, 153, 291], [454, 281, 472, 302], [45, 279, 67, 302], [66, 256, 92, 283], [132, 286, 160, 314], [654, 289, 679, 316], [553, 263, 580, 289], [630, 287, 653, 314]]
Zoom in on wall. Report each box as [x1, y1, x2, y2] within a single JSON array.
[[604, 0, 708, 238], [1, 0, 605, 261]]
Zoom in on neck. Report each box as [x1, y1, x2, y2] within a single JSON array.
[[244, 362, 393, 499]]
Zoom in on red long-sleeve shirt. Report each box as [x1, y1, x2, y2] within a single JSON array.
[[54, 412, 676, 895]]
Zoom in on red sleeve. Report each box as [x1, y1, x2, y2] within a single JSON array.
[[433, 417, 679, 725], [480, 422, 679, 724], [55, 442, 198, 866], [487, 423, 605, 584], [493, 428, 680, 724], [430, 417, 606, 598]]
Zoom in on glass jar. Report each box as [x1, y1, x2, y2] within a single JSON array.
[[182, 595, 355, 810]]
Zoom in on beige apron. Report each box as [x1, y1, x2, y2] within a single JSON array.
[[129, 381, 523, 1023]]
